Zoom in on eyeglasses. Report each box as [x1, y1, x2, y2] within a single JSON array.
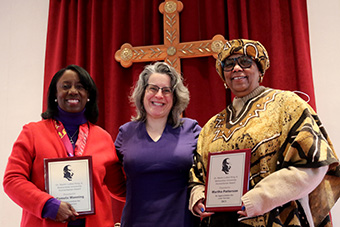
[[145, 84, 173, 96], [222, 56, 254, 72]]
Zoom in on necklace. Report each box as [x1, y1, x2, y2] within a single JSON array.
[[67, 129, 79, 145]]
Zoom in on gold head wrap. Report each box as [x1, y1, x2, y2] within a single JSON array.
[[216, 39, 270, 82]]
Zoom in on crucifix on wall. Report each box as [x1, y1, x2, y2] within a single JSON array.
[[114, 0, 226, 74]]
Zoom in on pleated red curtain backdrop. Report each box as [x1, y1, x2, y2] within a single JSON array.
[[225, 0, 315, 106], [43, 0, 314, 223]]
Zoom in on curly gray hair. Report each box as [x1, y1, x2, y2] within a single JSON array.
[[130, 62, 190, 128]]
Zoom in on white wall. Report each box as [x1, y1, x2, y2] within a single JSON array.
[[0, 0, 49, 226], [0, 0, 339, 226], [307, 1, 340, 226]]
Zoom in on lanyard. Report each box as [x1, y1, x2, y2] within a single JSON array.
[[54, 120, 89, 156]]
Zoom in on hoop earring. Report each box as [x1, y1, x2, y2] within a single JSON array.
[[224, 83, 229, 90]]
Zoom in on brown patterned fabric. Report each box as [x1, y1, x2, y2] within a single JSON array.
[[189, 88, 340, 226], [216, 39, 270, 82]]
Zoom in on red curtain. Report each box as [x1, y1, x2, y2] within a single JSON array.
[[225, 0, 315, 106], [43, 0, 314, 223]]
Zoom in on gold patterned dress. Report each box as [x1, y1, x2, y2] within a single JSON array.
[[189, 87, 340, 227]]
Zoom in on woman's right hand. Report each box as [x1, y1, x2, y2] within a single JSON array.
[[55, 201, 79, 223], [193, 199, 214, 219]]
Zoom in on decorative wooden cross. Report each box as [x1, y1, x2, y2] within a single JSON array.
[[114, 0, 226, 73]]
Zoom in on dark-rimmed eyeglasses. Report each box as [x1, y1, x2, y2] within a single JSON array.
[[146, 84, 173, 96], [222, 56, 254, 72]]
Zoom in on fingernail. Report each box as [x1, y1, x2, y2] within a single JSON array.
[[241, 206, 245, 211], [200, 207, 205, 212]]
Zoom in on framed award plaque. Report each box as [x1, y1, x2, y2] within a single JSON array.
[[205, 149, 251, 212], [44, 156, 95, 215]]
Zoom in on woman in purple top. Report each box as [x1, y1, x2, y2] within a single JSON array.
[[115, 62, 201, 227]]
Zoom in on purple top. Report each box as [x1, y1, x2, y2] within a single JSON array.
[[115, 118, 201, 227], [55, 107, 87, 150], [42, 108, 87, 225]]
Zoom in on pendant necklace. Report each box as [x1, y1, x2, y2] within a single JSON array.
[[67, 129, 79, 145]]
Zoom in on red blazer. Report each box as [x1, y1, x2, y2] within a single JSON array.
[[3, 119, 126, 227]]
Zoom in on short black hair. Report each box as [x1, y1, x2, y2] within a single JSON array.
[[41, 64, 99, 123]]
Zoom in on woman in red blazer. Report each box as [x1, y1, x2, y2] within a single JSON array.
[[3, 65, 126, 227]]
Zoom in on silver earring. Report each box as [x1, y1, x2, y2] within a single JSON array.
[[87, 98, 90, 102], [54, 99, 57, 102], [224, 83, 229, 90]]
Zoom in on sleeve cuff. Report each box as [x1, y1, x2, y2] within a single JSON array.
[[42, 198, 61, 220], [189, 184, 205, 216]]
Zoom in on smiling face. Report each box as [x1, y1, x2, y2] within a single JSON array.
[[143, 73, 173, 121], [223, 54, 261, 98], [56, 69, 89, 113]]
